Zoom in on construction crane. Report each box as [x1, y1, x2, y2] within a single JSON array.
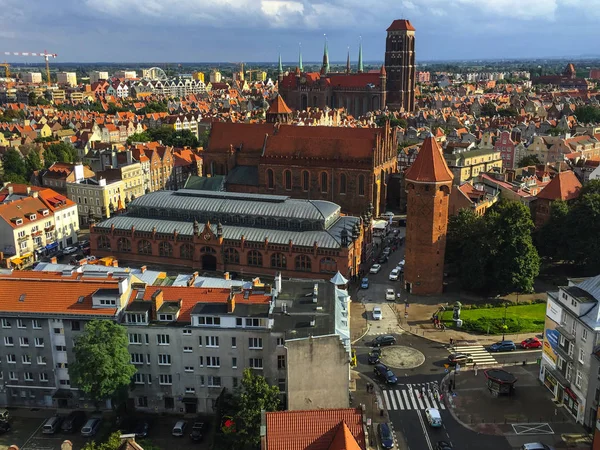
[[0, 63, 10, 78], [2, 50, 58, 86]]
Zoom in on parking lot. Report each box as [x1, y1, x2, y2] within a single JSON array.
[[0, 410, 211, 450]]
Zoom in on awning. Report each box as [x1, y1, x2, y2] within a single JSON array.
[[21, 252, 33, 258], [45, 242, 59, 250], [11, 258, 22, 265], [181, 397, 198, 404]]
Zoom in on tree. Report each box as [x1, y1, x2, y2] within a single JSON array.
[[43, 142, 78, 167], [126, 131, 151, 145], [234, 368, 280, 450], [69, 320, 136, 407], [82, 431, 122, 450], [198, 129, 210, 149], [564, 193, 600, 272], [2, 148, 27, 182], [25, 149, 43, 177], [517, 154, 541, 167], [536, 200, 569, 260], [574, 105, 600, 124]]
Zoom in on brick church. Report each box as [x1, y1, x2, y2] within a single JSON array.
[[278, 19, 416, 115]]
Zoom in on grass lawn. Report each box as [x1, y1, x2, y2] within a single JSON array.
[[440, 303, 546, 334]]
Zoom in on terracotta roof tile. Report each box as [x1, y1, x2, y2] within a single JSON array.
[[405, 136, 453, 183], [536, 170, 582, 201], [386, 19, 416, 31], [268, 96, 292, 115], [327, 422, 362, 450], [265, 409, 365, 450]]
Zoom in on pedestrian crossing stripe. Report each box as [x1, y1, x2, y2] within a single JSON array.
[[450, 345, 498, 365], [382, 384, 446, 411]]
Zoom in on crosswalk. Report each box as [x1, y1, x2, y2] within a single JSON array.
[[451, 345, 498, 366], [382, 383, 446, 411]]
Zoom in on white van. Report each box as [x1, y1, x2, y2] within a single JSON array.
[[42, 416, 62, 434], [172, 420, 187, 437], [425, 408, 442, 427], [81, 418, 101, 437]]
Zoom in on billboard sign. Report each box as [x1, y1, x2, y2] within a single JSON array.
[[546, 297, 563, 323]]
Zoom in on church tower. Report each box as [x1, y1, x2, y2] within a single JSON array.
[[404, 136, 453, 295], [385, 19, 416, 112]]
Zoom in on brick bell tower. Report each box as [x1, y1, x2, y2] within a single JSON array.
[[403, 135, 453, 295], [385, 19, 416, 112]]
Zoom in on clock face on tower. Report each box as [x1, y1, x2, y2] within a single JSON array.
[[204, 233, 211, 241]]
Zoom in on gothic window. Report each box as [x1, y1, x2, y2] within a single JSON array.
[[266, 169, 274, 189], [224, 248, 240, 264], [200, 246, 216, 254], [284, 170, 292, 190], [319, 257, 337, 273], [117, 237, 131, 252], [97, 235, 111, 250], [302, 170, 310, 191], [340, 173, 347, 195], [247, 250, 263, 267], [159, 241, 173, 257], [295, 255, 312, 272], [358, 175, 365, 196], [180, 243, 194, 260], [138, 240, 152, 255], [320, 172, 328, 193], [271, 253, 287, 269]]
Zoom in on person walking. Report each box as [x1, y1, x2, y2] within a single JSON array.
[[473, 362, 478, 376]]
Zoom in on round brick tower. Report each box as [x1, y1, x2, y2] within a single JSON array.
[[403, 135, 453, 295]]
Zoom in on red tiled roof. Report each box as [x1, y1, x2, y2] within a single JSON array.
[[405, 136, 453, 183], [265, 409, 365, 450], [387, 19, 415, 31], [268, 96, 292, 115], [328, 422, 362, 450], [536, 170, 582, 201], [0, 196, 52, 229]]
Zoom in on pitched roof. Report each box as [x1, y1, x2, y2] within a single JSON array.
[[405, 136, 453, 183], [536, 170, 582, 201], [268, 95, 292, 115], [265, 409, 365, 450], [387, 19, 416, 31]]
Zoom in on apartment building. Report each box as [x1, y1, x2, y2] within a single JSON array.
[[22, 72, 42, 83], [115, 71, 137, 79], [0, 270, 131, 408], [443, 147, 502, 185], [540, 275, 600, 427], [57, 72, 77, 87], [66, 174, 125, 225], [89, 71, 109, 84], [0, 186, 79, 266]]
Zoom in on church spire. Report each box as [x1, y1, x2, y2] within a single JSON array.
[[346, 47, 351, 74], [358, 36, 364, 73], [278, 51, 283, 74], [322, 34, 330, 74], [298, 43, 303, 72]]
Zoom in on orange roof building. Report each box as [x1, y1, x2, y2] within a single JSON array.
[[405, 135, 454, 183], [534, 170, 582, 227]]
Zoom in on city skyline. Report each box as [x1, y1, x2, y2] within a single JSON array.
[[0, 0, 598, 63]]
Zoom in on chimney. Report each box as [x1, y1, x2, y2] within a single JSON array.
[[140, 265, 147, 273], [7, 186, 13, 195], [227, 294, 236, 313], [61, 441, 73, 450], [26, 186, 31, 195], [112, 259, 119, 267], [126, 150, 133, 165], [187, 271, 198, 287], [224, 272, 230, 280], [151, 289, 164, 320]]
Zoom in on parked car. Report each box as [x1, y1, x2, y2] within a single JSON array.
[[77, 240, 89, 249], [372, 335, 396, 347], [425, 408, 442, 427], [488, 340, 516, 352], [521, 444, 554, 450], [190, 422, 205, 442], [378, 255, 389, 264], [382, 247, 391, 257], [133, 420, 150, 438], [61, 410, 86, 433], [43, 416, 63, 434], [385, 289, 396, 301], [381, 212, 394, 220], [448, 353, 473, 366], [389, 269, 400, 281], [0, 421, 10, 434], [368, 348, 382, 364], [361, 277, 370, 289], [521, 337, 542, 349], [62, 246, 78, 255], [81, 418, 101, 437], [172, 420, 187, 437], [379, 422, 394, 449], [374, 364, 398, 385], [436, 441, 453, 450], [372, 307, 383, 320], [370, 264, 382, 274], [0, 409, 10, 422]]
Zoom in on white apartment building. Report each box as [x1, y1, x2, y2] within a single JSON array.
[[90, 71, 109, 84], [22, 72, 43, 84], [57, 72, 77, 87]]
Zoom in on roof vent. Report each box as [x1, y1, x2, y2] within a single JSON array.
[[77, 296, 85, 303], [18, 294, 26, 302]]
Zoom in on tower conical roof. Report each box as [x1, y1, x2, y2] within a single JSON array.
[[298, 43, 303, 72], [322, 36, 330, 74], [405, 136, 453, 183], [278, 52, 283, 73], [358, 39, 364, 73]]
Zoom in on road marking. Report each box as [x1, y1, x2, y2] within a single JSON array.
[[20, 418, 46, 450], [414, 389, 425, 409], [512, 423, 554, 435], [383, 389, 391, 410], [384, 383, 447, 411], [389, 389, 398, 409], [422, 392, 432, 409], [395, 389, 405, 410], [450, 345, 499, 365], [402, 389, 412, 409], [417, 410, 434, 450]]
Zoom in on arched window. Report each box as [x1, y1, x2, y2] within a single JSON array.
[[302, 171, 309, 191], [97, 235, 111, 250], [271, 252, 287, 269], [200, 246, 216, 254], [117, 237, 131, 252], [320, 172, 328, 193], [266, 169, 274, 189], [247, 250, 263, 267], [319, 257, 337, 273], [159, 241, 173, 257], [358, 174, 365, 196], [340, 173, 347, 195], [284, 170, 292, 190], [138, 240, 152, 255], [295, 255, 312, 272], [180, 243, 194, 260], [224, 248, 240, 264]]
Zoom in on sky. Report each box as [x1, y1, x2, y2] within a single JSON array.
[[0, 0, 598, 64]]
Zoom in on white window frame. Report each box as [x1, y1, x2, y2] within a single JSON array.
[[579, 348, 585, 364], [248, 337, 263, 349], [184, 366, 194, 373], [22, 354, 32, 364], [158, 354, 172, 366], [205, 336, 219, 348], [159, 374, 172, 385], [2, 319, 11, 328], [4, 336, 13, 346], [36, 356, 47, 365], [206, 356, 220, 368], [575, 370, 582, 389], [130, 354, 144, 365], [17, 319, 26, 329], [183, 346, 193, 353], [207, 375, 221, 387], [157, 334, 170, 345], [40, 372, 49, 382], [582, 328, 588, 343], [32, 319, 42, 329], [19, 337, 29, 347], [34, 338, 44, 347], [249, 358, 263, 369]]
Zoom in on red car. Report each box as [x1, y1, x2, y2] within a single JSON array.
[[521, 337, 542, 349]]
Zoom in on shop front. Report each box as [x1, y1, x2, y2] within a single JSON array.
[[561, 387, 581, 421], [542, 368, 558, 397]]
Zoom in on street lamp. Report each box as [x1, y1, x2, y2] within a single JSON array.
[[502, 303, 508, 341]]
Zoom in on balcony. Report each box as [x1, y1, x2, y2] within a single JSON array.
[[17, 234, 29, 242], [555, 345, 574, 363], [556, 326, 576, 341]]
